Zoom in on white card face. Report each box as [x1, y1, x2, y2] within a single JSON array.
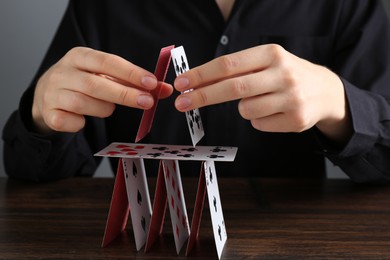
[[122, 158, 152, 251], [204, 160, 227, 259], [171, 46, 204, 147], [95, 142, 238, 162], [162, 160, 190, 254]]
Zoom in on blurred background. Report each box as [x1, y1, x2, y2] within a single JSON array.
[[1, 0, 390, 178]]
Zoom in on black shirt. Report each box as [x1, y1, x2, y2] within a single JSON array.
[[3, 0, 390, 183]]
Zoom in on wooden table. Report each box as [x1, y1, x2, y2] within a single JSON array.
[[1, 177, 390, 259]]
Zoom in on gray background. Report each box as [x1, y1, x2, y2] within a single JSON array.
[[1, 0, 390, 179]]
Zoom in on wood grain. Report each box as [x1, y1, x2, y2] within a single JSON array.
[[1, 177, 390, 259]]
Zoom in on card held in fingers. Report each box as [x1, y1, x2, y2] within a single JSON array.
[[170, 46, 205, 146], [135, 45, 174, 143]]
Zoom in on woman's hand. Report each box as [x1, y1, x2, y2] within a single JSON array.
[[32, 47, 173, 133], [174, 44, 352, 144]]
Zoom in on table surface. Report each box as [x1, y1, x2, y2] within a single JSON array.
[[1, 176, 390, 259]]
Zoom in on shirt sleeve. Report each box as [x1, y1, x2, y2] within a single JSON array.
[[320, 0, 390, 184], [1, 1, 107, 182]]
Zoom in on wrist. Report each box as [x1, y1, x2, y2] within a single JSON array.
[[32, 100, 53, 135], [316, 71, 352, 145]]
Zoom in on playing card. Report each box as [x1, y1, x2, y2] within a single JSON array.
[[186, 162, 207, 256], [145, 161, 168, 252], [122, 158, 152, 251], [135, 45, 174, 142], [102, 159, 130, 247], [162, 159, 190, 254], [204, 160, 227, 259], [95, 142, 238, 162], [171, 46, 204, 146]]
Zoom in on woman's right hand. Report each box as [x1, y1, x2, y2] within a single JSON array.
[[32, 47, 173, 134]]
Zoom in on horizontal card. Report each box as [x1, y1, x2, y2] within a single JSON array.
[[95, 142, 238, 162]]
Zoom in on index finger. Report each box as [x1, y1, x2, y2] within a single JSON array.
[[173, 44, 279, 91], [66, 47, 158, 90]]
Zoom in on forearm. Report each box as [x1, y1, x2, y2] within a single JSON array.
[[2, 112, 99, 182]]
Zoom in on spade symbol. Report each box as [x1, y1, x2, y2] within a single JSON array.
[[209, 167, 213, 184], [181, 55, 187, 72], [141, 216, 146, 232], [213, 196, 217, 212], [137, 189, 142, 205], [174, 58, 180, 74], [218, 225, 222, 241], [132, 162, 137, 177]]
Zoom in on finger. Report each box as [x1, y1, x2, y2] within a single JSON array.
[[174, 44, 282, 92], [98, 74, 173, 99], [66, 47, 158, 90], [174, 70, 279, 112], [44, 109, 86, 133], [250, 113, 291, 133], [63, 70, 155, 109], [238, 93, 286, 120], [159, 82, 174, 99], [50, 89, 116, 118]]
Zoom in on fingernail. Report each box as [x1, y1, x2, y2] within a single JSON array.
[[174, 77, 189, 90], [141, 75, 158, 89], [175, 96, 192, 111], [137, 94, 154, 108]]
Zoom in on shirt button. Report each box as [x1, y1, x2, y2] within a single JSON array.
[[220, 35, 229, 45]]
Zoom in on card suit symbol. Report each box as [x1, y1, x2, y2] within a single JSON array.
[[176, 206, 180, 219], [218, 225, 222, 241], [165, 150, 180, 155], [171, 195, 175, 209], [174, 58, 180, 75], [153, 146, 169, 151], [213, 196, 217, 212], [188, 111, 195, 135], [181, 55, 188, 72], [211, 147, 227, 153], [194, 113, 202, 129], [165, 166, 170, 180], [208, 155, 224, 159], [137, 189, 142, 205], [177, 189, 181, 201], [176, 224, 180, 238], [177, 154, 194, 158], [134, 145, 145, 149], [121, 148, 138, 156], [209, 167, 213, 184], [116, 144, 130, 148], [181, 148, 197, 152], [133, 162, 137, 177], [141, 216, 146, 232], [147, 153, 163, 158], [171, 176, 176, 191]]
